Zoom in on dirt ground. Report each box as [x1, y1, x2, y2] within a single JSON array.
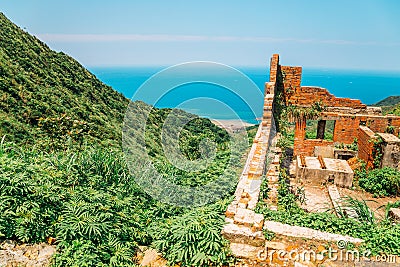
[[338, 187, 400, 220]]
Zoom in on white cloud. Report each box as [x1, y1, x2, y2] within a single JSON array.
[[35, 33, 400, 46]]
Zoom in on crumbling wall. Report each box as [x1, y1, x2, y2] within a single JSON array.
[[293, 118, 334, 156], [222, 85, 278, 253], [391, 117, 400, 136], [358, 126, 376, 169], [269, 54, 400, 156], [332, 116, 360, 144], [280, 66, 302, 99], [377, 133, 400, 170], [368, 117, 391, 133], [269, 54, 279, 84], [289, 86, 366, 109]]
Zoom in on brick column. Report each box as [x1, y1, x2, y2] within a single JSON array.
[[294, 118, 306, 155]]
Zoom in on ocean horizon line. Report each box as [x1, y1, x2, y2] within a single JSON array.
[[88, 65, 400, 74]]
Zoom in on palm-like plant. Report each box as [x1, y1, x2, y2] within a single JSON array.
[[151, 207, 231, 266]]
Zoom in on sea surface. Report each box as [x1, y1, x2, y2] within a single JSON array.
[[90, 66, 400, 123]]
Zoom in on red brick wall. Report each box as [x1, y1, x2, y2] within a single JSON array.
[[333, 117, 360, 144], [293, 114, 400, 157], [391, 117, 400, 136], [270, 54, 366, 110], [288, 86, 366, 109], [269, 54, 279, 84], [368, 117, 391, 133], [268, 54, 400, 157], [293, 118, 334, 156], [358, 126, 376, 169], [281, 66, 302, 91], [294, 139, 335, 156]]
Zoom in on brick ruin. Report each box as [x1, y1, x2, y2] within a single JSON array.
[[221, 54, 386, 260], [269, 54, 400, 169]]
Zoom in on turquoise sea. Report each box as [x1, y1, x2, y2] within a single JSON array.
[[90, 66, 400, 123]]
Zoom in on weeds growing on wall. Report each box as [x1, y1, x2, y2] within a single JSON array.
[[371, 135, 384, 169]]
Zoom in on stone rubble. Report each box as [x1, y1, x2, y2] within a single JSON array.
[[0, 240, 55, 267]]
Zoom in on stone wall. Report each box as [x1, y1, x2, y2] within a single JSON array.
[[0, 240, 55, 267], [377, 133, 400, 170], [222, 77, 278, 254]]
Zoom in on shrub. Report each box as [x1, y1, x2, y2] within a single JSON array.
[[359, 167, 400, 197], [151, 207, 231, 267]]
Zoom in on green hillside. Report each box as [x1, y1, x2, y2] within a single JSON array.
[[372, 96, 400, 115], [0, 13, 256, 266], [0, 12, 128, 143], [386, 104, 400, 116], [373, 96, 400, 107]]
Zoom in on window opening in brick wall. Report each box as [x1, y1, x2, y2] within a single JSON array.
[[305, 120, 335, 141]]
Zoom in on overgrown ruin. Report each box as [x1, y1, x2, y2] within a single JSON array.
[[223, 54, 400, 265], [268, 54, 400, 167]]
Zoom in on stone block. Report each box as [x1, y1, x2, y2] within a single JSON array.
[[229, 243, 263, 259], [234, 208, 255, 227], [222, 223, 265, 247], [314, 146, 334, 158], [296, 156, 353, 188], [251, 213, 264, 232], [389, 208, 400, 223], [225, 203, 237, 218], [238, 202, 247, 209]]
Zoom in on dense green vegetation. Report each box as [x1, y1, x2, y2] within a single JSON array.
[[358, 167, 400, 197], [0, 12, 260, 266], [386, 104, 400, 116], [151, 207, 232, 266], [0, 99, 249, 266], [0, 103, 246, 267], [0, 137, 238, 266], [0, 12, 128, 144], [373, 96, 400, 116]]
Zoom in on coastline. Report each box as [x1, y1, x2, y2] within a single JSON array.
[[211, 119, 256, 132]]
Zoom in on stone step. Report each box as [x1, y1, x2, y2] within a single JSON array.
[[222, 223, 265, 247], [229, 243, 263, 259], [263, 221, 364, 244], [233, 208, 255, 227]]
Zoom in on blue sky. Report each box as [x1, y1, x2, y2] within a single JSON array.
[[2, 0, 400, 70]]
